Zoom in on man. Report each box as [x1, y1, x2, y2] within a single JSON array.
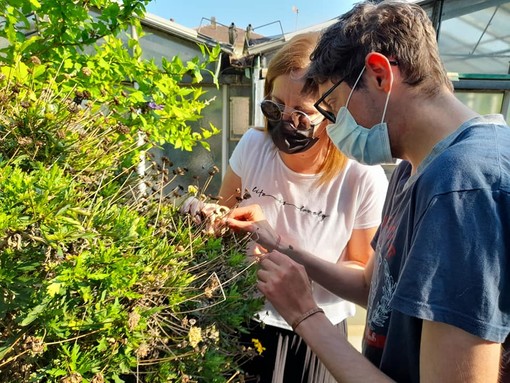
[[227, 1, 510, 382]]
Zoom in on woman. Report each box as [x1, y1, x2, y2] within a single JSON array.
[[217, 32, 389, 383]]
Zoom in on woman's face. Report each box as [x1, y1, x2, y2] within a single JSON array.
[[270, 73, 327, 138]]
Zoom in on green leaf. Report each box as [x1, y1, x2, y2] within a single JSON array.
[[32, 64, 46, 79], [47, 282, 62, 297], [29, 0, 41, 8], [88, 273, 108, 280], [0, 345, 11, 360], [20, 302, 48, 326]]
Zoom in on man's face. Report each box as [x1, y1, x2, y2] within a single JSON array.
[[315, 78, 370, 126], [314, 77, 346, 124], [314, 71, 380, 130]]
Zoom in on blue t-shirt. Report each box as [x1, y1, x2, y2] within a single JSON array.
[[364, 115, 510, 382]]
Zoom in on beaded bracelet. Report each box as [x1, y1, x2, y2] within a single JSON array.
[[291, 307, 325, 331]]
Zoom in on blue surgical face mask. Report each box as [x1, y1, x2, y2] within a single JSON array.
[[326, 66, 395, 165]]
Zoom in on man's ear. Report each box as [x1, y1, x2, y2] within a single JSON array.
[[365, 52, 393, 93]]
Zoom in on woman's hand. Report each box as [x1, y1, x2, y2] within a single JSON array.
[[180, 196, 230, 236]]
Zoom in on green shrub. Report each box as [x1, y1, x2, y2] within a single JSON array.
[[0, 156, 261, 382], [0, 1, 262, 381]]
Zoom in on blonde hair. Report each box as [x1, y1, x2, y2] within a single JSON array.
[[264, 32, 347, 185]]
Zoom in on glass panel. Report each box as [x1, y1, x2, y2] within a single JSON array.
[[437, 0, 510, 74], [455, 91, 503, 114], [504, 91, 510, 125], [155, 85, 225, 197], [139, 26, 204, 67], [139, 25, 218, 84]]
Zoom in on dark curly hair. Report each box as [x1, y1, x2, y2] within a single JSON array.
[[306, 1, 453, 97]]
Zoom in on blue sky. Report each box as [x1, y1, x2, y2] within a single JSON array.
[[145, 1, 360, 34]]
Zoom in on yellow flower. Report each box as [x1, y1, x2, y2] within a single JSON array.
[[189, 326, 203, 348], [252, 338, 266, 355], [187, 185, 198, 195]]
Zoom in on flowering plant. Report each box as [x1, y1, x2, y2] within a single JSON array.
[[0, 1, 262, 381]]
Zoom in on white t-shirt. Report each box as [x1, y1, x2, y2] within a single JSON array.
[[230, 128, 389, 330]]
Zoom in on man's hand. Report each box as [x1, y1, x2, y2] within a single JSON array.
[[257, 251, 317, 327], [226, 204, 266, 223], [227, 204, 281, 252]]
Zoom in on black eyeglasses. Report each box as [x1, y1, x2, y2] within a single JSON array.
[[260, 99, 324, 137], [313, 77, 346, 124], [314, 61, 399, 123]]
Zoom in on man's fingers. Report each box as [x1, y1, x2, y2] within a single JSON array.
[[227, 204, 265, 221], [226, 217, 253, 231], [256, 262, 273, 283]]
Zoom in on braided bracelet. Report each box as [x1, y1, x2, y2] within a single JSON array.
[[291, 307, 325, 331]]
